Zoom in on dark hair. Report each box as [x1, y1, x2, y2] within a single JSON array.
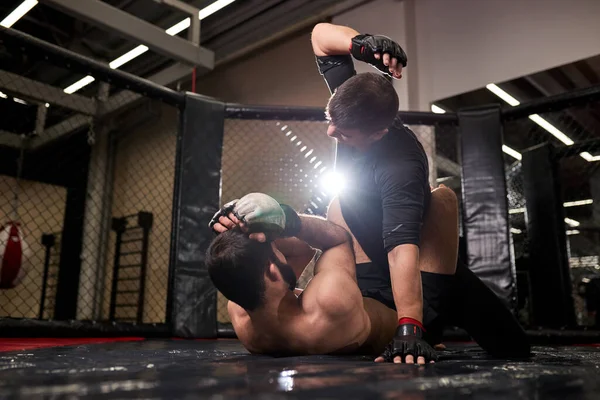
[[206, 228, 275, 311], [326, 72, 399, 133]]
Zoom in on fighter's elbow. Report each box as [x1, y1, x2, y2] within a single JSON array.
[[311, 23, 330, 56]]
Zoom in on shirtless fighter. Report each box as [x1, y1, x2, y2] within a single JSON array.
[[207, 189, 530, 361], [207, 191, 444, 357]]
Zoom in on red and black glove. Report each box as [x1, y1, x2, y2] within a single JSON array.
[[350, 34, 407, 76], [378, 318, 438, 363]]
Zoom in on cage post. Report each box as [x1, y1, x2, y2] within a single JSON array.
[[521, 143, 576, 327], [459, 104, 516, 311], [169, 93, 224, 338]]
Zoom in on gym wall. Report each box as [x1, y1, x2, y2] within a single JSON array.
[[195, 30, 330, 108], [0, 175, 67, 318], [100, 104, 179, 324]]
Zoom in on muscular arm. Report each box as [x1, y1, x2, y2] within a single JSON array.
[[311, 23, 360, 57], [378, 158, 428, 322]]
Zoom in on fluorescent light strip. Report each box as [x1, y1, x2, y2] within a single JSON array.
[[64, 75, 96, 94], [109, 45, 149, 69], [510, 228, 522, 234], [199, 0, 236, 19], [565, 217, 580, 227], [0, 0, 38, 28], [567, 230, 580, 236], [528, 114, 574, 145], [502, 145, 522, 161], [64, 0, 237, 94], [486, 83, 600, 161], [13, 97, 27, 105], [0, 91, 8, 99], [486, 83, 520, 106], [431, 104, 446, 114], [564, 199, 593, 207]]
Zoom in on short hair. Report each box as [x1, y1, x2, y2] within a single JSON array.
[[325, 72, 399, 133], [206, 228, 274, 311]]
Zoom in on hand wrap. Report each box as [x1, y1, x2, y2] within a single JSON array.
[[350, 34, 407, 76]]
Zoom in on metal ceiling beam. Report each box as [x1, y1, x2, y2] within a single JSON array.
[[0, 70, 97, 115], [0, 131, 24, 148], [32, 62, 192, 149], [40, 0, 214, 70]]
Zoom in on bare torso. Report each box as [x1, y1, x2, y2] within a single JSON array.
[[228, 290, 397, 357]]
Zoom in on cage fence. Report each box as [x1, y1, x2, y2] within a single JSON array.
[[216, 115, 462, 325], [502, 97, 600, 327], [0, 44, 179, 327]]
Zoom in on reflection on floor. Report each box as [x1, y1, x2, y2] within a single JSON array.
[[0, 339, 599, 399]]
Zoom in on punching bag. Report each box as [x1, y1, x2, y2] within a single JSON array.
[[0, 222, 29, 289]]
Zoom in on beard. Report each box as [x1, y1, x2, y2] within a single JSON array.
[[273, 258, 297, 292]]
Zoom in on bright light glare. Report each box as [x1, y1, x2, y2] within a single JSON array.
[[431, 104, 446, 114], [321, 171, 346, 196], [0, 0, 38, 28], [510, 228, 522, 235]]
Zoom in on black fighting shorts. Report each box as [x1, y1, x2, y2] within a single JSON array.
[[356, 262, 456, 344]]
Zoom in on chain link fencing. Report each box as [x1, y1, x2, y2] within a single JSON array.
[[503, 98, 600, 327], [216, 114, 462, 325], [0, 54, 179, 326]]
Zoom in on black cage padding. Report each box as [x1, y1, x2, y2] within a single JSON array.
[[522, 143, 576, 327], [459, 105, 516, 311], [170, 93, 224, 338]]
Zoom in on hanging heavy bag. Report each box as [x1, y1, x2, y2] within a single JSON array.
[[0, 221, 29, 289]]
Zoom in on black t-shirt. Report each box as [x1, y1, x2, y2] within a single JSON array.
[[317, 54, 431, 270]]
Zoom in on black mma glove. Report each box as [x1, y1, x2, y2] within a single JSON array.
[[350, 34, 407, 76], [208, 199, 238, 234], [378, 318, 438, 363]]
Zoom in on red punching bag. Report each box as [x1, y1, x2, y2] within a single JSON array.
[[0, 222, 28, 289]]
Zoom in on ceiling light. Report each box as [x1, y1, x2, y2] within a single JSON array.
[[567, 230, 580, 235], [580, 152, 600, 162], [564, 199, 593, 207], [63, 0, 237, 94], [486, 83, 600, 162], [502, 145, 522, 160], [109, 45, 149, 69], [0, 0, 38, 28], [0, 91, 7, 99], [528, 114, 574, 146], [565, 217, 580, 227], [431, 104, 446, 114], [64, 75, 95, 94], [13, 97, 27, 105], [486, 83, 520, 106], [199, 0, 236, 20], [165, 18, 190, 36], [510, 228, 522, 234]]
